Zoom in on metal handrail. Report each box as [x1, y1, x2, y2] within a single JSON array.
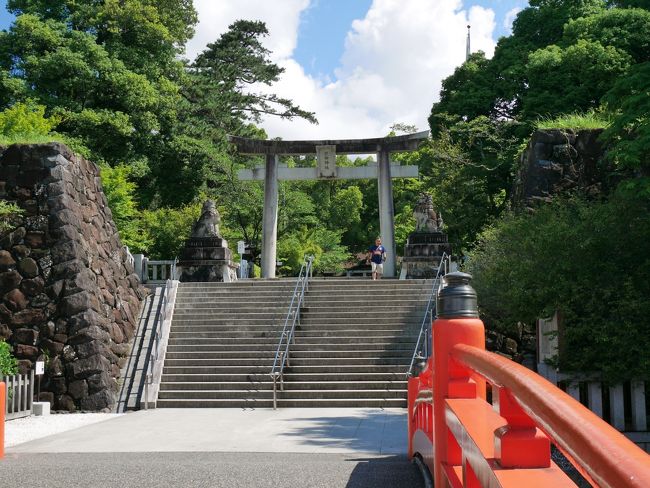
[[406, 253, 451, 377], [270, 255, 314, 409]]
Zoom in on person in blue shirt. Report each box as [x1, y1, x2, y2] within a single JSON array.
[[366, 237, 386, 280]]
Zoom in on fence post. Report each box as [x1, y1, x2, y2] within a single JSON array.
[[1, 381, 5, 459], [432, 272, 485, 488]]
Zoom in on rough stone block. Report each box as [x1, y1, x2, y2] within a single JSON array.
[[68, 379, 88, 400], [20, 276, 45, 296], [4, 288, 28, 311], [13, 327, 38, 344], [11, 308, 45, 326], [0, 270, 22, 294], [68, 354, 110, 379], [17, 257, 39, 278], [80, 389, 115, 411], [0, 250, 15, 271], [15, 343, 39, 359]]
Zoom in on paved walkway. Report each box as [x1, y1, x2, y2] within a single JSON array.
[[3, 408, 423, 487]]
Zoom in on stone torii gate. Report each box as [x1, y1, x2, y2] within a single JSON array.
[[230, 131, 429, 278]]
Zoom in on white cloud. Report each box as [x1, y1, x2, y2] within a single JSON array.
[[186, 0, 310, 60], [189, 0, 497, 140], [503, 7, 522, 34]]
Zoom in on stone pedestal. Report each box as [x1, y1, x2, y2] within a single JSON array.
[[402, 231, 452, 279], [177, 237, 234, 282]]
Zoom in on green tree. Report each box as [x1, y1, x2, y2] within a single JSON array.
[[524, 40, 632, 118], [185, 20, 316, 138], [465, 193, 650, 382], [601, 61, 650, 183], [99, 164, 148, 251], [329, 186, 363, 230]]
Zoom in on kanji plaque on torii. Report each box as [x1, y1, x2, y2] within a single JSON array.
[[230, 131, 429, 278]]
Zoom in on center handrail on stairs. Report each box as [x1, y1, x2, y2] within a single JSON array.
[[406, 253, 451, 378], [270, 255, 314, 409]]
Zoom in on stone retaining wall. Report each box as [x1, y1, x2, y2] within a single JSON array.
[[0, 143, 145, 411], [512, 129, 613, 208]]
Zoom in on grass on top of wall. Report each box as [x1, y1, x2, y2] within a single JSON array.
[[0, 134, 62, 146], [536, 111, 612, 131]]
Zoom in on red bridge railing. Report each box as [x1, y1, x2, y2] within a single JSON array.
[[407, 272, 650, 488]]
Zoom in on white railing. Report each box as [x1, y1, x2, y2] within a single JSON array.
[[3, 370, 34, 420], [133, 255, 177, 284], [142, 279, 179, 409]]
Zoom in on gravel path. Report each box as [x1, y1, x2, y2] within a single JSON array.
[[4, 413, 122, 447]]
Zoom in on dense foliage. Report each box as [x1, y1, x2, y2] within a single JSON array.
[[466, 193, 650, 381], [0, 1, 648, 380]]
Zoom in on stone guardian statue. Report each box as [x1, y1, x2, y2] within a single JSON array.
[[413, 193, 439, 232], [191, 200, 221, 238]]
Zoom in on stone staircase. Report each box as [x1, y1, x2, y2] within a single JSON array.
[[157, 278, 431, 408]]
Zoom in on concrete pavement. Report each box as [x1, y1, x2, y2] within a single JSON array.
[[8, 408, 407, 454], [3, 408, 423, 487]]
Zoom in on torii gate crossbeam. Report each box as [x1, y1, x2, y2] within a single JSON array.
[[230, 131, 429, 278]]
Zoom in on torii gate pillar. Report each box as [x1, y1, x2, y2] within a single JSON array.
[[377, 146, 396, 277], [261, 154, 279, 278]]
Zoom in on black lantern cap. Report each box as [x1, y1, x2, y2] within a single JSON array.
[[436, 271, 479, 318]]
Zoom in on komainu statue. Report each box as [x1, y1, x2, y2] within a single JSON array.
[[191, 200, 221, 237], [413, 193, 442, 232]]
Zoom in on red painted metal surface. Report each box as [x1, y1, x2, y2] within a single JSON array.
[[407, 314, 650, 487], [1, 381, 5, 459]]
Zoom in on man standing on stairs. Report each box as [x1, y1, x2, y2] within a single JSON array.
[[367, 237, 387, 281]]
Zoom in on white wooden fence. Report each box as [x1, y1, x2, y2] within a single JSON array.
[[3, 370, 34, 420]]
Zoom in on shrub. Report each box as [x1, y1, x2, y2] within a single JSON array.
[[0, 101, 60, 144], [0, 340, 18, 376]]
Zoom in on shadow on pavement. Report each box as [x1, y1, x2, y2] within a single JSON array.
[[279, 409, 406, 453], [344, 456, 424, 488]]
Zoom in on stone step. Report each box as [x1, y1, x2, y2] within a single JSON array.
[[156, 398, 407, 408], [162, 365, 409, 375], [171, 317, 423, 325], [172, 310, 287, 317], [161, 372, 405, 383], [158, 389, 406, 400], [165, 350, 413, 360], [173, 299, 429, 308], [164, 356, 411, 367], [167, 337, 415, 346], [170, 323, 420, 332], [170, 328, 419, 343], [159, 380, 406, 391], [166, 342, 412, 352]]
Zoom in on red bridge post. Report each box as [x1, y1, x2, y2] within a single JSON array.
[[432, 272, 486, 488]]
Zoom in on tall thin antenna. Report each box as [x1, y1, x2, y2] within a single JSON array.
[[466, 25, 471, 61]]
